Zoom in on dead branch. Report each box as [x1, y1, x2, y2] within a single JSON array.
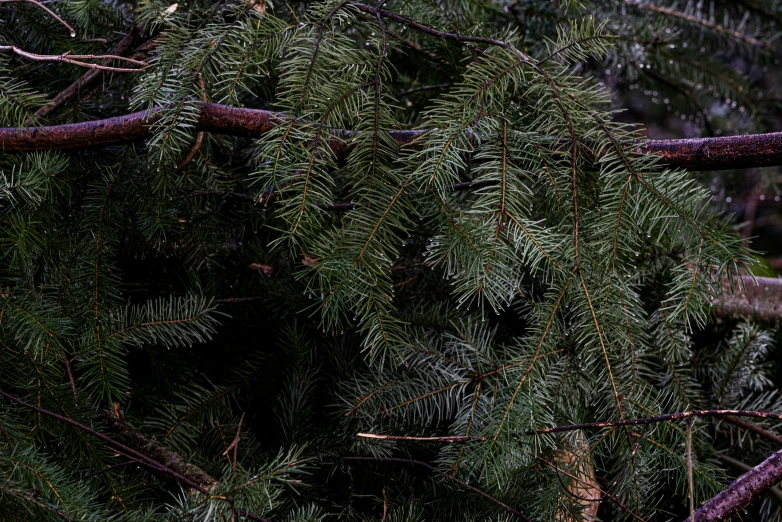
[[683, 448, 782, 521], [712, 275, 782, 323], [34, 22, 153, 120], [1, 102, 781, 171], [102, 413, 217, 487], [0, 46, 147, 72]]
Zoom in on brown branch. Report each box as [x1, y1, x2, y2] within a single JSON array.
[[2, 102, 781, 170], [357, 432, 487, 443], [723, 415, 782, 446], [1, 0, 75, 36], [0, 389, 272, 522], [102, 413, 217, 486], [711, 275, 782, 323], [34, 22, 152, 120], [0, 46, 147, 72], [717, 454, 782, 504], [529, 409, 782, 435], [342, 456, 532, 521], [684, 449, 782, 521]]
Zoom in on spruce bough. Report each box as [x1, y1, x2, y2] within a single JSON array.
[[1, 1, 781, 521]]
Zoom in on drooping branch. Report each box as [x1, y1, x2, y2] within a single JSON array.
[[2, 102, 781, 171]]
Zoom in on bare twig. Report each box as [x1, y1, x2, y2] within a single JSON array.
[[723, 415, 782, 445], [358, 432, 487, 443], [0, 46, 147, 72], [687, 420, 695, 521], [529, 409, 782, 435], [34, 22, 153, 120], [0, 0, 75, 36], [221, 412, 245, 473]]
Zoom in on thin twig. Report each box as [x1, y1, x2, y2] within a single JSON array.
[[687, 420, 695, 522], [34, 22, 154, 120], [723, 415, 782, 445], [0, 0, 75, 36], [528, 409, 782, 435], [0, 46, 147, 72], [357, 432, 486, 443]]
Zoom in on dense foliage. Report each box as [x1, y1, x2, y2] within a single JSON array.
[[1, 0, 781, 520]]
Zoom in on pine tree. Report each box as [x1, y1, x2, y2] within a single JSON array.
[[1, 0, 782, 520]]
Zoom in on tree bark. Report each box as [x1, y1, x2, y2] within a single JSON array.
[[683, 448, 782, 522], [4, 102, 782, 171], [102, 413, 216, 487], [712, 275, 782, 323]]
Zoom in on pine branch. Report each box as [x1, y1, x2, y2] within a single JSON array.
[[0, 389, 272, 522], [1, 102, 781, 170], [342, 456, 532, 521]]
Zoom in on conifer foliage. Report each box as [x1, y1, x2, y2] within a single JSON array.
[[1, 0, 781, 520]]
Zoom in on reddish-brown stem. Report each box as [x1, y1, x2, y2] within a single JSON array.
[[723, 415, 782, 445], [684, 448, 782, 521], [3, 102, 781, 171]]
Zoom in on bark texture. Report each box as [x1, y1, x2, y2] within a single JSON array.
[[712, 275, 782, 323], [683, 448, 782, 522], [3, 102, 781, 171], [102, 413, 216, 487]]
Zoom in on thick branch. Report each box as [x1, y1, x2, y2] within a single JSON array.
[[711, 275, 782, 323], [2, 102, 781, 170], [683, 449, 782, 521], [102, 413, 216, 486]]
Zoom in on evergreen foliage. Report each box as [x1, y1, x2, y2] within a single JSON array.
[[0, 0, 781, 520]]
